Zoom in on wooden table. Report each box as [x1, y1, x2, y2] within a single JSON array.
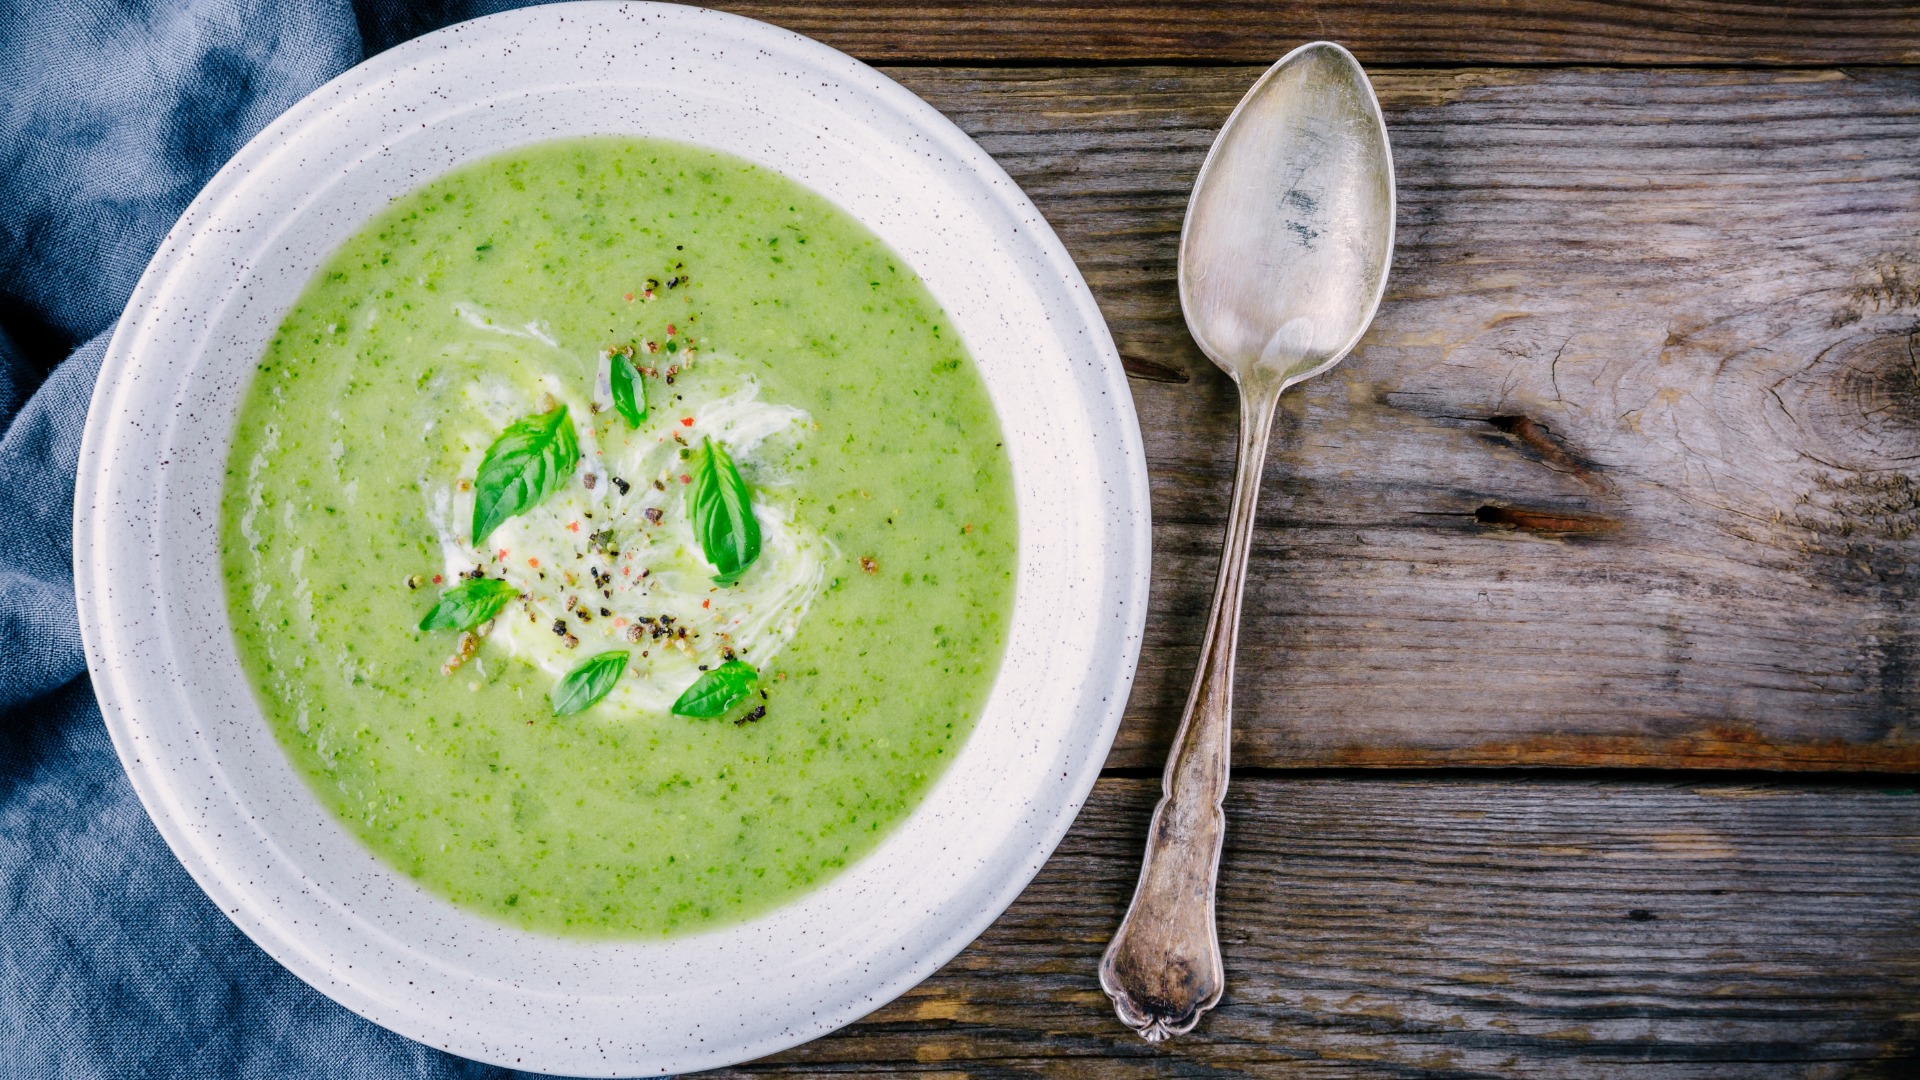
[[695, 5, 1920, 1074]]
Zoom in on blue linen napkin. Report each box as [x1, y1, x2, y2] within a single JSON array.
[[0, 2, 591, 1075]]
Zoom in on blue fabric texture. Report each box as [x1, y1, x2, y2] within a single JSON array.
[[0, 2, 590, 1076]]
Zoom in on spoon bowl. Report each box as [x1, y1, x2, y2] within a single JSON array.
[[1100, 40, 1395, 1042], [1181, 41, 1396, 389]]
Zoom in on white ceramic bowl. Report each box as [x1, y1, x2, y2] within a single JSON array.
[[73, 3, 1150, 1074]]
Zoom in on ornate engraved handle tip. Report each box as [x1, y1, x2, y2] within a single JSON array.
[[1099, 872, 1225, 1041]]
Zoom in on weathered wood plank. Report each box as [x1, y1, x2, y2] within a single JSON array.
[[884, 66, 1920, 771], [719, 777, 1920, 1077], [708, 2, 1920, 66]]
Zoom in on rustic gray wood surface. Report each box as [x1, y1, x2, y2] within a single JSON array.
[[891, 66, 1920, 771], [725, 778, 1920, 1076], [677, 9, 1920, 1074], [717, 2, 1920, 65]]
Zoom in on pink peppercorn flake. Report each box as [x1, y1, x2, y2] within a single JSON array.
[[680, 417, 694, 427], [679, 474, 691, 484], [432, 574, 443, 584]]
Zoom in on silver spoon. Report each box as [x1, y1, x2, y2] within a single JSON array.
[[1098, 41, 1396, 1042]]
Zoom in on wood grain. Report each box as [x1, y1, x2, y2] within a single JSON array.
[[886, 66, 1920, 771], [719, 777, 1920, 1077], [710, 2, 1920, 66]]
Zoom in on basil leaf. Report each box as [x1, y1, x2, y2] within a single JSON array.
[[685, 436, 760, 583], [609, 349, 646, 427], [671, 658, 759, 718], [471, 405, 580, 545], [550, 650, 629, 716], [418, 577, 519, 632]]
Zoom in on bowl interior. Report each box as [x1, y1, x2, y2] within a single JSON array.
[[75, 4, 1150, 1074]]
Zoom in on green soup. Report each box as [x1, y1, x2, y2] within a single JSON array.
[[221, 137, 1016, 937]]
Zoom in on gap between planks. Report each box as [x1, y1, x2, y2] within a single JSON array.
[[704, 2, 1920, 66]]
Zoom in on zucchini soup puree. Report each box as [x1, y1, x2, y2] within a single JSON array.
[[221, 137, 1016, 937]]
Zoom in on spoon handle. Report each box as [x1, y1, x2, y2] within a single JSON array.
[[1099, 380, 1281, 1042]]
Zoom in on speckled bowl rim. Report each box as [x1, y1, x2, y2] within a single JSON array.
[[74, 3, 1150, 1075]]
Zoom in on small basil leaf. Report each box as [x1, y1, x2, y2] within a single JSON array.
[[471, 405, 580, 545], [685, 436, 760, 583], [671, 658, 758, 718], [418, 577, 520, 632], [609, 349, 646, 427], [550, 650, 629, 716]]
